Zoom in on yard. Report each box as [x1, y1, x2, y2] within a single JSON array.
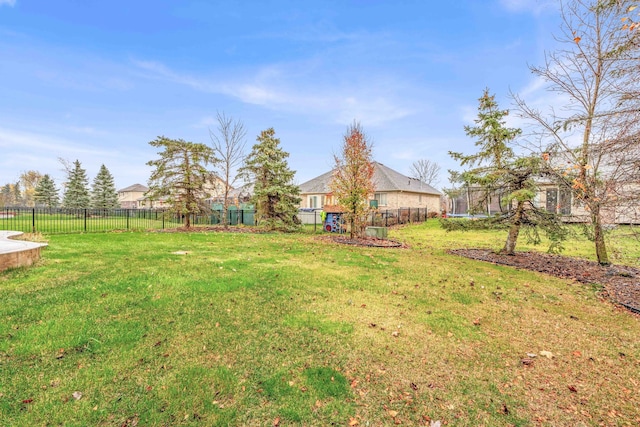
[[0, 222, 638, 426]]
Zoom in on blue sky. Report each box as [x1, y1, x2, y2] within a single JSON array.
[[0, 0, 560, 191]]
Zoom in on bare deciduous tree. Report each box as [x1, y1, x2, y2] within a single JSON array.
[[209, 112, 247, 227], [409, 159, 441, 187], [513, 0, 640, 265]]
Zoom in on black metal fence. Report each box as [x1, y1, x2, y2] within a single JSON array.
[[0, 207, 431, 235], [0, 207, 255, 234], [297, 208, 432, 232]]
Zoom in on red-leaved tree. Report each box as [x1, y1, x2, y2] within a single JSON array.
[[330, 122, 375, 238]]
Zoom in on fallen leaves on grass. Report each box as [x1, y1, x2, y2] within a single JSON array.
[[449, 248, 640, 313], [521, 358, 535, 366], [500, 403, 510, 415]]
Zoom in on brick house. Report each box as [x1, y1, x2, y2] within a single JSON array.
[[298, 162, 441, 213]]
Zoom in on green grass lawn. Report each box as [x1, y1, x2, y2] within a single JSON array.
[[1, 222, 638, 426], [0, 212, 184, 234]]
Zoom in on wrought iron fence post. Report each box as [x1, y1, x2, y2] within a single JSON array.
[[32, 208, 36, 233], [84, 209, 87, 231]]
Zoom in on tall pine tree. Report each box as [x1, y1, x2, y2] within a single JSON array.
[[91, 164, 119, 209], [34, 174, 60, 208], [63, 160, 91, 209], [241, 128, 301, 231], [447, 89, 567, 254], [12, 182, 23, 207], [146, 136, 218, 228]]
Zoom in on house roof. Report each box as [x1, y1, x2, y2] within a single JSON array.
[[299, 162, 441, 196], [229, 181, 254, 198], [118, 183, 149, 193]]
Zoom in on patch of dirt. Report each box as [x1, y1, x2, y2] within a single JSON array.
[[450, 249, 640, 315], [155, 226, 265, 234], [317, 235, 408, 248]]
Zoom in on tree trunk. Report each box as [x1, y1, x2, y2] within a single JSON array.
[[350, 216, 355, 239], [592, 206, 610, 265], [222, 198, 229, 228], [501, 200, 524, 255]]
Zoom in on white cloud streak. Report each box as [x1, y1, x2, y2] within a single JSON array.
[[132, 59, 416, 127], [499, 0, 555, 15], [0, 0, 16, 7]]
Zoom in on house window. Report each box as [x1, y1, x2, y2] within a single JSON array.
[[374, 193, 387, 206], [309, 196, 318, 208], [545, 188, 572, 215]]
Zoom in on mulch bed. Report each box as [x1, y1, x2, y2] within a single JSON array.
[[317, 235, 408, 248], [155, 226, 265, 234], [450, 249, 640, 315]]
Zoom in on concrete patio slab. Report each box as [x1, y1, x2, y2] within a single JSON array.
[[0, 231, 48, 271]]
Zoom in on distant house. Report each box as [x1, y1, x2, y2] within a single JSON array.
[[445, 180, 640, 224], [137, 195, 171, 209], [444, 186, 509, 217], [227, 182, 254, 205], [298, 162, 442, 213], [117, 184, 148, 209], [135, 175, 232, 210]]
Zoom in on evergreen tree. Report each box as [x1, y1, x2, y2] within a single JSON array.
[[241, 128, 301, 231], [12, 181, 22, 206], [63, 160, 91, 209], [91, 164, 119, 209], [147, 136, 218, 228], [34, 174, 60, 208], [446, 89, 567, 254]]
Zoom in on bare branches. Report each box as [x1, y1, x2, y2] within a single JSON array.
[[409, 159, 441, 187], [209, 112, 247, 226], [514, 0, 640, 264]]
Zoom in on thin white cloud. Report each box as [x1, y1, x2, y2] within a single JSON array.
[[0, 127, 114, 157], [0, 126, 152, 187], [132, 59, 415, 127], [499, 0, 554, 15], [0, 0, 16, 7]]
